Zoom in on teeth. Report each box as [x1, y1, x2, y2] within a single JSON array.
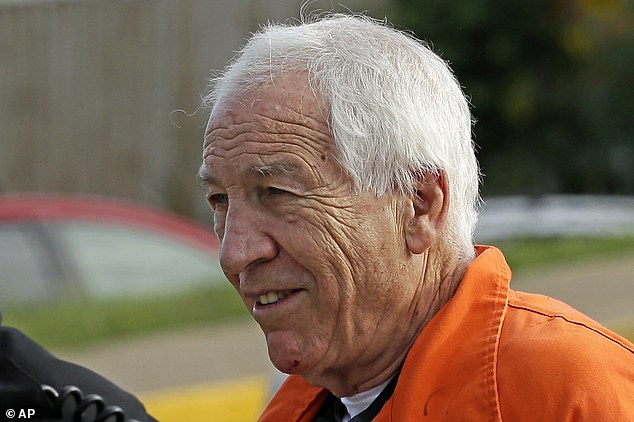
[[267, 291, 278, 303], [258, 290, 292, 305]]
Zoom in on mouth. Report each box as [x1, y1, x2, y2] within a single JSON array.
[[256, 289, 296, 306]]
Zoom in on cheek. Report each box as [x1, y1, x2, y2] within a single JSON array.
[[294, 220, 352, 280], [308, 207, 402, 301]]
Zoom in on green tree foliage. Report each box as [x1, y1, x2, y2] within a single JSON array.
[[394, 0, 634, 195]]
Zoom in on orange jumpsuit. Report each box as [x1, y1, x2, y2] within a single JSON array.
[[259, 246, 634, 421]]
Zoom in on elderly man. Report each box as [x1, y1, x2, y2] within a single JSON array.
[[198, 14, 634, 421]]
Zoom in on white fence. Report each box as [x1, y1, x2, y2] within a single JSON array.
[[476, 195, 634, 241]]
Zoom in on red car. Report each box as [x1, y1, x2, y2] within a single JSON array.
[[0, 194, 221, 305]]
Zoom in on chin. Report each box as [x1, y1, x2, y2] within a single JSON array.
[[272, 356, 310, 375], [266, 330, 316, 375]]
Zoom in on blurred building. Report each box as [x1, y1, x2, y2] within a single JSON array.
[[0, 0, 392, 221]]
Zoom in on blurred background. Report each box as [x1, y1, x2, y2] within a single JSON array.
[[1, 0, 633, 420]]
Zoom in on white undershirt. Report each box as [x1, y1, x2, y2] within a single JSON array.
[[340, 377, 393, 422]]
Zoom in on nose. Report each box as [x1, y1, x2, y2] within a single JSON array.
[[217, 201, 278, 275]]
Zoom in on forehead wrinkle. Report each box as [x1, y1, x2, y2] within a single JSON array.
[[204, 123, 254, 150], [250, 112, 331, 145], [204, 99, 331, 153], [205, 125, 328, 156], [204, 127, 331, 174]]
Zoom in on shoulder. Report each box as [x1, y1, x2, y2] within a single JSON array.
[[502, 290, 634, 357], [496, 290, 634, 420], [259, 375, 326, 422]]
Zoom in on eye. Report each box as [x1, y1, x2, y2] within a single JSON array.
[[267, 187, 289, 196], [259, 187, 295, 204], [207, 193, 228, 210]]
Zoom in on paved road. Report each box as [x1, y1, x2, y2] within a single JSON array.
[[57, 319, 275, 394], [56, 252, 634, 396]]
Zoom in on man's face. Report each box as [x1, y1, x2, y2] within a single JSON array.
[[201, 75, 418, 386]]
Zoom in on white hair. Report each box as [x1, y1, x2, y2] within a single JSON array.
[[204, 14, 480, 265]]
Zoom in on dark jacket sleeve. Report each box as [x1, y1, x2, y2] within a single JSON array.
[[0, 325, 157, 421]]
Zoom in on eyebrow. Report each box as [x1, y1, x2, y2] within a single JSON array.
[[196, 165, 218, 188], [251, 162, 299, 177], [196, 161, 300, 188]]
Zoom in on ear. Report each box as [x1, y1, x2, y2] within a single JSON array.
[[404, 171, 449, 255]]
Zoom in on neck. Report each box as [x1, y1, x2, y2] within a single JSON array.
[[314, 248, 466, 398]]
